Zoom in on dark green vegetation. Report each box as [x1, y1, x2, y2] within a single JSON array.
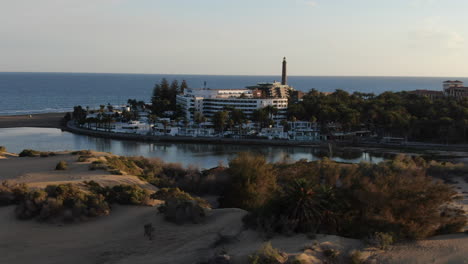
[[101, 155, 229, 195], [288, 89, 468, 143], [74, 153, 465, 240], [0, 181, 151, 222], [19, 149, 56, 157], [153, 188, 211, 225], [55, 161, 68, 170], [220, 154, 467, 241], [151, 78, 187, 117], [248, 242, 288, 264]]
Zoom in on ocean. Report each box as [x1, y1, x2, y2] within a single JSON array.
[[0, 72, 464, 116]]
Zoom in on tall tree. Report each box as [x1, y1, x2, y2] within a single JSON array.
[[212, 111, 229, 133]]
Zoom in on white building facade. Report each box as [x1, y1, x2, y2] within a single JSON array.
[[176, 88, 288, 121]]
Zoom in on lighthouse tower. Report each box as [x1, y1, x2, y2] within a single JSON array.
[[281, 57, 287, 85]]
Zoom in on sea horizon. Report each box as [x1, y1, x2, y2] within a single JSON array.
[[1, 72, 466, 116], [2, 71, 468, 79]]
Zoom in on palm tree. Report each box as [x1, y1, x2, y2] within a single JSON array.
[[281, 178, 328, 232], [264, 105, 279, 121], [161, 120, 169, 135]]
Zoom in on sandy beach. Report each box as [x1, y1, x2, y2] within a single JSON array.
[[0, 113, 65, 129]]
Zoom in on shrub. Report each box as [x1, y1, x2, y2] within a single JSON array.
[[151, 187, 211, 209], [248, 242, 288, 264], [18, 149, 54, 157], [71, 150, 92, 156], [0, 182, 29, 206], [153, 188, 211, 224], [371, 232, 394, 250], [84, 181, 152, 206], [77, 155, 92, 162], [15, 184, 110, 221], [243, 155, 466, 241], [0, 146, 6, 153], [349, 250, 364, 264], [219, 153, 277, 210], [55, 161, 68, 170], [244, 179, 337, 234], [108, 184, 151, 205], [19, 149, 40, 157]]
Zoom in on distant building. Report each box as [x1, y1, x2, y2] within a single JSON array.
[[176, 88, 288, 120], [176, 57, 293, 121], [443, 80, 468, 98], [409, 80, 468, 100]]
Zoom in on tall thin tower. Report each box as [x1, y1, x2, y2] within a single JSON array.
[[281, 57, 287, 85]]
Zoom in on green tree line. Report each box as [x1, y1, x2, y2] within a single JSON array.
[[288, 89, 468, 143]]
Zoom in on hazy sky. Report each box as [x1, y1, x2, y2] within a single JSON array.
[[1, 0, 468, 76]]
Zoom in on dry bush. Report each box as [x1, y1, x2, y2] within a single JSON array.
[[248, 242, 288, 264], [242, 155, 467, 241], [55, 161, 68, 170]]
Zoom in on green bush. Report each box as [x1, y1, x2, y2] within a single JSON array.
[[71, 150, 92, 155], [349, 250, 364, 264], [19, 149, 41, 157], [371, 232, 394, 250], [0, 182, 29, 206], [18, 149, 54, 158], [219, 153, 277, 210], [108, 184, 151, 205], [152, 188, 211, 225], [152, 187, 211, 209], [55, 161, 68, 170], [15, 184, 110, 221], [242, 155, 466, 241], [248, 242, 288, 264], [84, 181, 152, 206]]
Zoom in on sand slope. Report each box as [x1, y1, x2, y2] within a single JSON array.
[[0, 152, 156, 191]]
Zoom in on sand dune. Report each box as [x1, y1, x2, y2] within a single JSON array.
[[0, 152, 156, 191], [1, 152, 468, 264]]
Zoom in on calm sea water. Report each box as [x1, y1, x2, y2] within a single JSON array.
[[0, 72, 464, 115], [0, 127, 383, 168]]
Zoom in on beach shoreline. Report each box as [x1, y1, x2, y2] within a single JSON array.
[[0, 113, 65, 129]]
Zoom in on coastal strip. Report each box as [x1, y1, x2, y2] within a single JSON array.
[[65, 121, 323, 147], [0, 113, 65, 129], [65, 122, 468, 154]]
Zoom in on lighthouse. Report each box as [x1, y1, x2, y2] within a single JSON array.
[[281, 57, 287, 85]]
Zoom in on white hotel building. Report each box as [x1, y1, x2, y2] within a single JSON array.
[[176, 57, 293, 122], [176, 88, 288, 121]]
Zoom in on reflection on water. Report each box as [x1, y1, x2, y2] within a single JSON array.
[[0, 127, 385, 168]]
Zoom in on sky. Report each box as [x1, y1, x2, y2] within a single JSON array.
[[1, 0, 468, 76]]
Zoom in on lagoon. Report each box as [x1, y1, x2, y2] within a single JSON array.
[[0, 127, 384, 168]]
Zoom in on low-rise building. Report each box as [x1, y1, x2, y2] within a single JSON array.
[[443, 80, 468, 98]]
